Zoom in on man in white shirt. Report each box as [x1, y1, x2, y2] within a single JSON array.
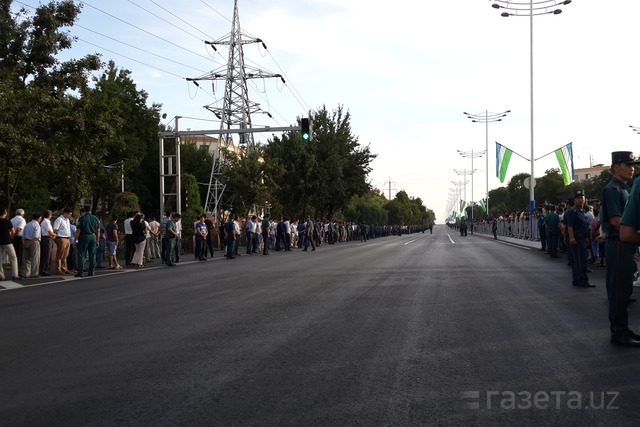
[[53, 208, 73, 274], [245, 216, 255, 254], [22, 212, 42, 278], [39, 210, 56, 276], [124, 212, 135, 265], [233, 215, 241, 256], [148, 217, 161, 259], [173, 214, 183, 262], [10, 209, 26, 271]]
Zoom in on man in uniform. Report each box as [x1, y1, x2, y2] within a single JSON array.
[[536, 207, 547, 252], [74, 205, 100, 277], [605, 151, 640, 346], [545, 205, 561, 258], [164, 213, 179, 266], [565, 191, 594, 288], [303, 215, 315, 251]]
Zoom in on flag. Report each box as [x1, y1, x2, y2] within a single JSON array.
[[496, 143, 513, 183], [554, 143, 575, 186], [479, 198, 487, 213], [460, 200, 466, 213]]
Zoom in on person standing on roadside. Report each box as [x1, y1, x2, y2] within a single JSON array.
[[124, 212, 135, 266], [303, 215, 315, 251], [164, 213, 180, 266], [74, 205, 100, 277], [602, 152, 640, 346], [105, 216, 122, 270], [565, 191, 593, 288], [545, 206, 561, 258], [261, 214, 271, 255], [39, 210, 56, 276], [21, 212, 42, 278], [10, 209, 26, 272], [53, 208, 73, 275], [0, 208, 18, 281], [195, 215, 208, 261], [225, 215, 236, 259]]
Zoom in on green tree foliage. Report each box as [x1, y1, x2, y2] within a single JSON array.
[[385, 191, 434, 225], [222, 147, 277, 216], [0, 1, 101, 209], [110, 192, 140, 223], [345, 189, 388, 224], [310, 106, 376, 218], [262, 106, 376, 219]]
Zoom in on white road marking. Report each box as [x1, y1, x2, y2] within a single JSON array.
[[403, 236, 424, 245], [444, 228, 455, 244], [0, 281, 25, 290]]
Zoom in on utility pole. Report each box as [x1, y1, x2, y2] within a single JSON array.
[[384, 177, 396, 200], [187, 0, 285, 221]]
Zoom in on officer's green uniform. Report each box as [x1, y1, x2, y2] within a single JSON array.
[[76, 212, 100, 276], [605, 178, 635, 336], [544, 210, 561, 257]]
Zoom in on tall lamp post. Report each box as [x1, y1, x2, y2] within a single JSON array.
[[457, 150, 485, 233], [490, 0, 571, 238], [464, 109, 510, 218]]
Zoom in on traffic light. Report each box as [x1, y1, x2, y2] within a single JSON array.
[[301, 118, 310, 141]]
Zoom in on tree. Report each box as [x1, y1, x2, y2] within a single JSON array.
[[309, 106, 376, 219], [0, 1, 101, 209], [222, 147, 277, 216]]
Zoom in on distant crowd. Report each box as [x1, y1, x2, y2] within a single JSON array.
[[0, 205, 432, 280]]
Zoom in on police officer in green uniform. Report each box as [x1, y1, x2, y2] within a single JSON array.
[[536, 207, 546, 251], [303, 215, 315, 251], [459, 216, 467, 236], [603, 151, 640, 346], [544, 205, 561, 258], [565, 190, 593, 288], [74, 204, 100, 277]]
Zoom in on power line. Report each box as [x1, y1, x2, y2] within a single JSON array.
[[77, 38, 185, 80], [80, 1, 215, 63], [146, 0, 214, 41], [127, 0, 208, 44], [75, 24, 209, 74]]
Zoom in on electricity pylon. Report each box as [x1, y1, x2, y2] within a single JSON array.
[[187, 0, 284, 219]]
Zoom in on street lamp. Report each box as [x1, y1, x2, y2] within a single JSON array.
[[103, 160, 125, 193], [457, 150, 485, 233], [464, 110, 510, 218], [490, 0, 571, 238]]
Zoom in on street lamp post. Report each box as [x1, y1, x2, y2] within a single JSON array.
[[454, 166, 478, 233], [490, 0, 571, 238], [103, 160, 125, 193], [458, 150, 485, 233], [464, 109, 510, 218]]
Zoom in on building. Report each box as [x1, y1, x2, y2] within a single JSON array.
[[574, 165, 608, 182]]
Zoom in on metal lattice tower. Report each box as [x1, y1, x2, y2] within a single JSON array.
[[188, 0, 283, 219]]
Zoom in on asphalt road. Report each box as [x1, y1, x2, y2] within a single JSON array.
[[1, 226, 639, 426]]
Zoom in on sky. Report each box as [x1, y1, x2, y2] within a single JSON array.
[[13, 0, 640, 221]]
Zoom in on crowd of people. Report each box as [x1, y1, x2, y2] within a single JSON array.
[[1, 205, 432, 279], [449, 151, 640, 348]]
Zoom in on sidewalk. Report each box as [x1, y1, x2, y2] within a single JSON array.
[[473, 231, 542, 250]]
